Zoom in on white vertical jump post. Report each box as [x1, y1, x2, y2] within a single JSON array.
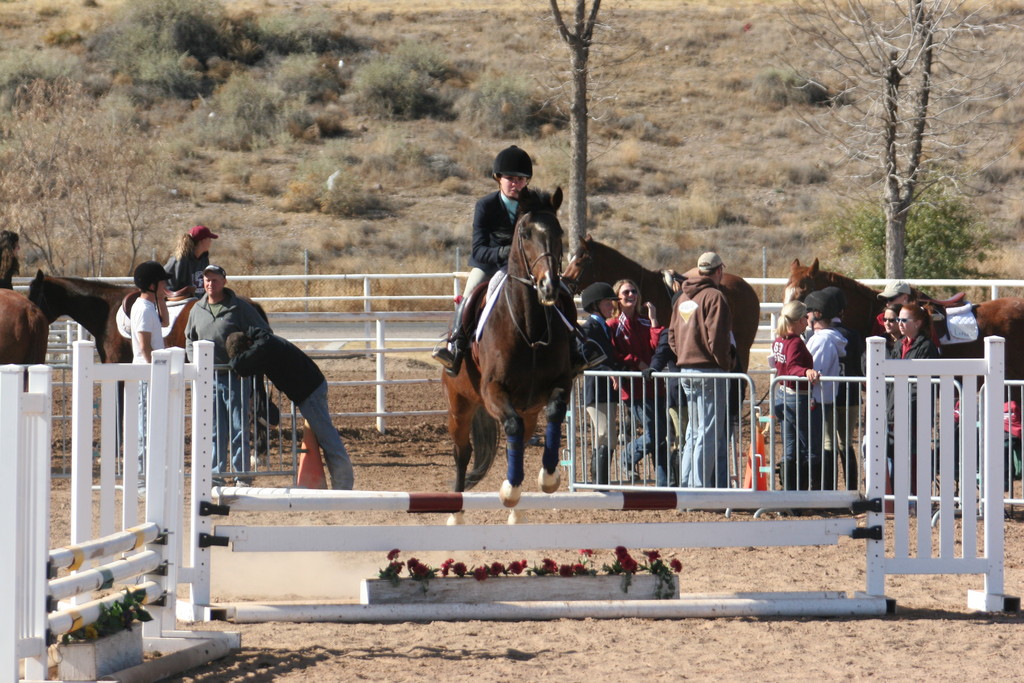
[[1, 365, 52, 682], [864, 335, 1018, 612]]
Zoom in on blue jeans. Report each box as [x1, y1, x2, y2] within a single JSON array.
[[621, 398, 670, 486], [137, 380, 148, 489], [213, 371, 251, 478], [774, 390, 822, 490], [680, 371, 729, 488], [298, 380, 354, 490]]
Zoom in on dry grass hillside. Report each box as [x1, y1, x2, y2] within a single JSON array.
[[2, 0, 1024, 294]]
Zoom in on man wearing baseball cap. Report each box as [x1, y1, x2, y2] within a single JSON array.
[[670, 251, 735, 488], [870, 279, 913, 336], [164, 224, 219, 296]]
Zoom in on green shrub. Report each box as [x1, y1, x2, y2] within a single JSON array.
[[752, 68, 832, 108], [195, 72, 289, 150], [830, 187, 991, 278], [352, 41, 454, 120], [456, 73, 548, 136], [257, 12, 363, 55], [0, 49, 82, 104], [273, 54, 344, 102]]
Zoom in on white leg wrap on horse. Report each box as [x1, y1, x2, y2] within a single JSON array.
[[538, 466, 561, 494], [499, 480, 521, 507], [447, 511, 465, 526], [507, 509, 528, 525]]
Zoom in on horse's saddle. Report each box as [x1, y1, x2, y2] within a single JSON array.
[[115, 291, 193, 339], [925, 295, 980, 346]]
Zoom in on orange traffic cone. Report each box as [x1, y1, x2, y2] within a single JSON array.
[[297, 419, 327, 489], [744, 424, 770, 490]]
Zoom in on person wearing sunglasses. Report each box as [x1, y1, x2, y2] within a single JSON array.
[[880, 302, 903, 353], [609, 279, 668, 485], [871, 279, 913, 336]]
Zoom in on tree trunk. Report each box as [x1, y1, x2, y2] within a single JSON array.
[[567, 45, 589, 256]]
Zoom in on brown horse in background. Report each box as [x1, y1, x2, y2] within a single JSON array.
[[564, 235, 761, 373], [0, 289, 49, 364], [441, 187, 575, 516], [28, 271, 196, 363], [784, 259, 1024, 380]]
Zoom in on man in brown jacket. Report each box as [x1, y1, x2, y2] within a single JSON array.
[[669, 252, 735, 487]]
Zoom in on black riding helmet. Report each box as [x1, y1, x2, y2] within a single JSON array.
[[804, 289, 840, 320], [580, 282, 616, 313], [133, 260, 171, 292], [492, 145, 533, 179]]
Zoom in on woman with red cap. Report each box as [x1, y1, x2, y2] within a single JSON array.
[[164, 224, 218, 296]]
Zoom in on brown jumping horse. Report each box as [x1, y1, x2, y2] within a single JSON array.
[[442, 187, 575, 517], [784, 259, 1024, 380], [28, 271, 196, 363], [563, 235, 761, 373], [0, 289, 49, 364]]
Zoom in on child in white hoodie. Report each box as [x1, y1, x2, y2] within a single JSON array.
[[803, 290, 848, 490]]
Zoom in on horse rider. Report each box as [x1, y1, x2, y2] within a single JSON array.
[[432, 145, 603, 376], [164, 225, 218, 298]]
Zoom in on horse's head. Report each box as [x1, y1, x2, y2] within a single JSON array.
[[511, 187, 564, 306], [28, 270, 57, 323], [783, 258, 823, 303], [561, 233, 593, 294]]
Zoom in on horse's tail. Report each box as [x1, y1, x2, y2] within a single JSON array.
[[464, 406, 499, 490]]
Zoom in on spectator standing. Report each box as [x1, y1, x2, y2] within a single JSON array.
[[886, 302, 939, 495], [185, 264, 270, 485], [609, 278, 668, 485], [804, 289, 847, 490], [870, 279, 913, 337], [822, 286, 866, 491], [130, 261, 171, 494], [226, 327, 354, 490], [578, 282, 623, 485], [880, 302, 903, 353], [771, 300, 822, 491], [670, 252, 735, 488], [165, 225, 218, 296]]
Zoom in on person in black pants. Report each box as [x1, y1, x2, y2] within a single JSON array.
[[579, 282, 624, 485]]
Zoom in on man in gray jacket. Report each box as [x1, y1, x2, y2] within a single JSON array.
[[185, 264, 270, 485]]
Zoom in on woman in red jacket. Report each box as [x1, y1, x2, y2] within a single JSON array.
[[608, 279, 669, 485]]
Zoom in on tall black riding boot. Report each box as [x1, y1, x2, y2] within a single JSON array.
[[593, 445, 610, 486]]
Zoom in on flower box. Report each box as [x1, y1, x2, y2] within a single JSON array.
[[361, 574, 679, 604], [56, 627, 144, 681]]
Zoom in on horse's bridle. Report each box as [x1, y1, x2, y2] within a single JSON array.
[[503, 209, 563, 350]]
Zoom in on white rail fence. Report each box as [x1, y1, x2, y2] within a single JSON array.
[[4, 345, 237, 681]]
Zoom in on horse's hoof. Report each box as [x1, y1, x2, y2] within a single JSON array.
[[538, 467, 561, 494], [447, 511, 465, 526], [499, 480, 521, 507], [507, 509, 529, 525]]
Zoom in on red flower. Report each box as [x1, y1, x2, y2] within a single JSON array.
[[441, 558, 454, 577], [387, 549, 401, 561], [508, 561, 526, 575], [572, 563, 588, 576], [558, 564, 574, 577], [614, 546, 628, 558], [489, 562, 506, 576], [670, 559, 683, 573], [473, 565, 488, 581], [644, 550, 660, 562], [542, 558, 558, 573], [406, 557, 421, 571], [452, 562, 468, 577], [411, 562, 430, 578], [621, 556, 639, 573], [579, 549, 594, 557]]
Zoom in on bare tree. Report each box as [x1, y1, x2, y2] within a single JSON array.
[[789, 0, 1023, 277], [0, 80, 168, 276], [548, 0, 601, 255]]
